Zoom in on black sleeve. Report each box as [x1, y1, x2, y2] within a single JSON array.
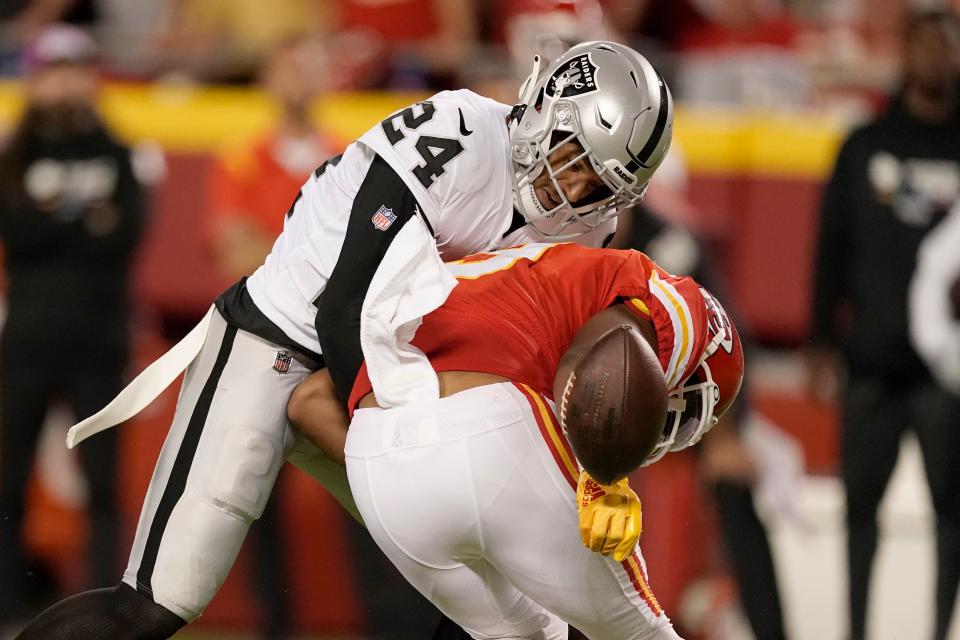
[[315, 154, 422, 403], [810, 135, 856, 346]]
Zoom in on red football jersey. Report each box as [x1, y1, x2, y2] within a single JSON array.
[[349, 243, 710, 409]]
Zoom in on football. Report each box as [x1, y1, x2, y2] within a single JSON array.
[[558, 323, 668, 485]]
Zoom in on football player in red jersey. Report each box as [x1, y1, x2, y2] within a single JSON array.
[[289, 242, 744, 639]]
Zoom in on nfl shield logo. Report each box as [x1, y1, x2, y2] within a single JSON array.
[[273, 351, 292, 374], [371, 205, 397, 231]]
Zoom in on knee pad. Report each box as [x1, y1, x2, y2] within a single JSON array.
[[198, 426, 284, 521]]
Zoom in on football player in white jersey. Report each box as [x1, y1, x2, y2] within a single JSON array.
[[17, 41, 673, 639]]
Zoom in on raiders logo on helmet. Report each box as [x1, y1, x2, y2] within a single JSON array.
[[547, 53, 598, 98]]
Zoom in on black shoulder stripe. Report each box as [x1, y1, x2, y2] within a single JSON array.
[[314, 153, 343, 179], [285, 190, 302, 219]]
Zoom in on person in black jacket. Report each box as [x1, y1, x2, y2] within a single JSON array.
[[0, 24, 144, 627], [809, 10, 960, 640]]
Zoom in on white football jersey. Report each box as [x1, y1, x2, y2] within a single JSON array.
[[240, 89, 618, 359], [360, 90, 516, 257], [245, 90, 513, 356]]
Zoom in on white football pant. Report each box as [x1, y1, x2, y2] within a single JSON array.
[[345, 381, 682, 640], [120, 309, 355, 621]]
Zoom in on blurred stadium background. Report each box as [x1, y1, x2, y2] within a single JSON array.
[[0, 0, 958, 638]]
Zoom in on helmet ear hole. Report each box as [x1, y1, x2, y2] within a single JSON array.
[[534, 87, 545, 113], [673, 388, 705, 448]]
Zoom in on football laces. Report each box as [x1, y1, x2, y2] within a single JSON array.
[[559, 370, 577, 437]]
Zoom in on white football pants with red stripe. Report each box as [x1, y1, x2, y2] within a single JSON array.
[[345, 381, 682, 640]]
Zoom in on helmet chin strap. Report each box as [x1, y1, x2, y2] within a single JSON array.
[[518, 55, 543, 103], [513, 180, 545, 226]]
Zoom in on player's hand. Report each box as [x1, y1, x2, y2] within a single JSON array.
[[576, 471, 642, 562]]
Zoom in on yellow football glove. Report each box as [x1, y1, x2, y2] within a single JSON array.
[[576, 471, 642, 562]]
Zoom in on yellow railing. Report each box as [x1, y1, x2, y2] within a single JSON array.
[[0, 81, 849, 178]]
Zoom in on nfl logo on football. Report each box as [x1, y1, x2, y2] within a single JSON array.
[[371, 204, 397, 231]]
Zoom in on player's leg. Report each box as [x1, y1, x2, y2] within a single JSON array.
[[286, 435, 361, 521], [288, 370, 522, 638], [910, 381, 960, 640], [481, 383, 680, 640], [121, 314, 309, 620], [0, 353, 56, 622], [840, 375, 907, 640], [345, 391, 568, 639], [17, 310, 309, 637]]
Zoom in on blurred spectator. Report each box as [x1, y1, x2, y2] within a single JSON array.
[[150, 0, 325, 83], [94, 0, 175, 79], [0, 23, 144, 628], [207, 36, 340, 281], [611, 0, 810, 107], [606, 0, 712, 80], [0, 0, 96, 74], [467, 1, 613, 107], [204, 37, 340, 639], [808, 10, 960, 640], [320, 0, 477, 90], [910, 200, 960, 396], [607, 0, 708, 46], [497, 0, 610, 78]]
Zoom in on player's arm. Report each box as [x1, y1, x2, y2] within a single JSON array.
[[287, 368, 349, 466], [314, 154, 427, 402]]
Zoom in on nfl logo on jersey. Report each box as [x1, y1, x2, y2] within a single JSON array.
[[273, 351, 293, 374], [371, 205, 397, 231]]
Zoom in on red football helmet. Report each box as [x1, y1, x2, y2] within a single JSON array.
[[643, 287, 745, 465]]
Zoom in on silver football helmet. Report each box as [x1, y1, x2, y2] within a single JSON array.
[[508, 41, 674, 238]]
